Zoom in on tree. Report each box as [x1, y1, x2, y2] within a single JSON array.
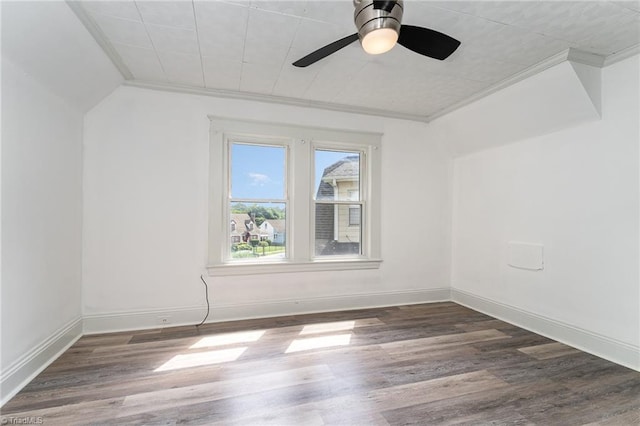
[[231, 203, 249, 213], [232, 204, 284, 216]]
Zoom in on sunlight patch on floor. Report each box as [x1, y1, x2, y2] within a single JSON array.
[[300, 321, 355, 335], [285, 333, 352, 354], [190, 330, 266, 349], [155, 347, 247, 371]]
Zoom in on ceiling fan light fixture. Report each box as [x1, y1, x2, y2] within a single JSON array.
[[354, 0, 403, 55], [361, 27, 398, 54], [292, 0, 461, 68]]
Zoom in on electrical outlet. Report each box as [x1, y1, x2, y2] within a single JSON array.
[[157, 315, 171, 325]]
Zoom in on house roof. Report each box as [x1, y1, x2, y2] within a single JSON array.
[[230, 213, 256, 235], [263, 219, 286, 234], [321, 155, 359, 180]]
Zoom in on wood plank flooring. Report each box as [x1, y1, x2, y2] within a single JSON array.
[[2, 302, 639, 425]]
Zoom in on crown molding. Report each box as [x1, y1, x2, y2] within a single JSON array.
[[66, 0, 133, 80], [603, 44, 640, 67], [122, 80, 429, 123], [426, 48, 608, 122], [566, 49, 606, 67]]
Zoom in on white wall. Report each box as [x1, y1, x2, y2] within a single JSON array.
[[0, 1, 122, 404], [1, 58, 84, 403], [82, 86, 452, 331], [450, 55, 639, 367]]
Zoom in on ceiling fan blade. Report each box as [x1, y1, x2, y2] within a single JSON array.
[[398, 25, 461, 60], [292, 33, 359, 67], [373, 1, 396, 12]]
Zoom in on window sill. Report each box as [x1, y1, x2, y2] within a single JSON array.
[[207, 259, 382, 277]]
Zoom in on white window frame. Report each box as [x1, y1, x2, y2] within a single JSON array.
[[311, 142, 367, 259], [207, 117, 382, 276], [224, 137, 290, 263]]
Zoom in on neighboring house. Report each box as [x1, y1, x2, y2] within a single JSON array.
[[259, 220, 286, 245], [316, 155, 361, 255], [230, 213, 259, 244]]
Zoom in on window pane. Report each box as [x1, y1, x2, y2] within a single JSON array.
[[349, 207, 361, 226], [315, 204, 361, 256], [231, 143, 285, 200], [230, 202, 286, 259], [315, 150, 360, 201]]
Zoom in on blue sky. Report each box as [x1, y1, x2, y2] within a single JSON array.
[[231, 144, 355, 200], [231, 144, 285, 200]]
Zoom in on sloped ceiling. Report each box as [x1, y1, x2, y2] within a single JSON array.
[[435, 60, 605, 156], [1, 1, 123, 112]]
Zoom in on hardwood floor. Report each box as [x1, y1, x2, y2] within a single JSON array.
[[2, 302, 639, 425]]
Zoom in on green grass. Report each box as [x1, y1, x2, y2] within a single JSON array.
[[231, 246, 285, 259]]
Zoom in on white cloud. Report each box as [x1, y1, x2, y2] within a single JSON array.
[[249, 172, 270, 186]]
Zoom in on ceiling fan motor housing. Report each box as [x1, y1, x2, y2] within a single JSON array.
[[353, 0, 404, 41]]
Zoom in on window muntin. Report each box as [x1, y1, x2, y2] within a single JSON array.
[[228, 142, 287, 261], [314, 149, 363, 257]]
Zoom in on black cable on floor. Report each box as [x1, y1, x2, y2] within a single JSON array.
[[196, 274, 210, 327]]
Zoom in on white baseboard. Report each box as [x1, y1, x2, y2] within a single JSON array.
[[1, 317, 83, 406], [451, 288, 640, 371], [83, 305, 206, 334], [83, 288, 451, 334]]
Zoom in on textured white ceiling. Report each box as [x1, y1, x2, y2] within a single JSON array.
[[73, 0, 640, 120]]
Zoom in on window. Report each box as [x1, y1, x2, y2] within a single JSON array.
[[314, 149, 363, 256], [228, 142, 287, 260], [208, 118, 381, 275]]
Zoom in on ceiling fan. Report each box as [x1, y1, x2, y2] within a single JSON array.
[[293, 0, 461, 67]]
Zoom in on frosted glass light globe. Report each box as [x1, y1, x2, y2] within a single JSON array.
[[361, 28, 398, 55]]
